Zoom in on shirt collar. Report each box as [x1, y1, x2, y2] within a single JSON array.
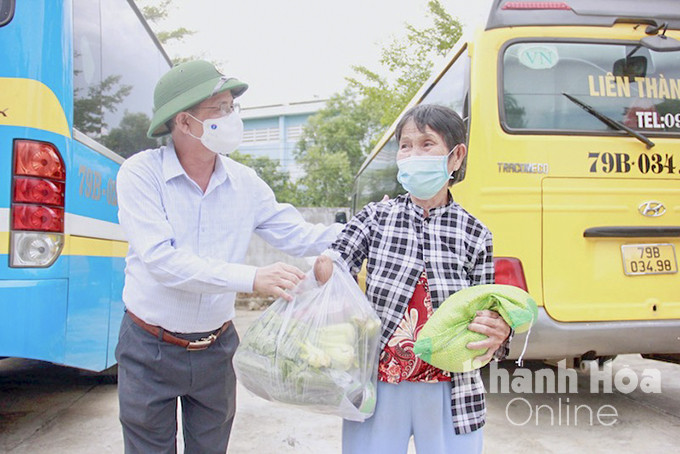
[[162, 141, 185, 182], [404, 192, 455, 220], [161, 141, 232, 187]]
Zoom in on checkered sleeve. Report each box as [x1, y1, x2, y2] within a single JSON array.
[[470, 229, 513, 361], [470, 229, 494, 286], [326, 202, 376, 274]]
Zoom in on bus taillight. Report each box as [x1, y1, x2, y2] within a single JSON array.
[[14, 140, 66, 179], [494, 257, 528, 291], [13, 177, 65, 206], [10, 140, 65, 268], [11, 205, 65, 232]]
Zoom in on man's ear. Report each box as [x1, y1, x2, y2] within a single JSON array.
[[174, 112, 193, 135]]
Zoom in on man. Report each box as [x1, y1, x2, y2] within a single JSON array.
[[115, 60, 342, 453]]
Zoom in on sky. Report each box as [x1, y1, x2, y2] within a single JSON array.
[[162, 0, 494, 107]]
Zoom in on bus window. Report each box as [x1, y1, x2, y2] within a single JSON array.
[[421, 47, 470, 121], [502, 41, 680, 135], [353, 138, 400, 211], [73, 0, 103, 138], [420, 46, 470, 183], [0, 0, 14, 26], [74, 0, 165, 156], [353, 45, 472, 212]]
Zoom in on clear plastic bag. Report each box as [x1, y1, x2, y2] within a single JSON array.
[[233, 264, 381, 421]]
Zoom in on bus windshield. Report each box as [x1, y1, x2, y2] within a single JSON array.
[[502, 41, 680, 136]]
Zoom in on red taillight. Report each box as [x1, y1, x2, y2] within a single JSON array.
[[11, 204, 65, 232], [11, 139, 66, 234], [10, 140, 66, 267], [502, 2, 571, 10], [14, 140, 66, 180], [494, 257, 528, 291], [13, 177, 65, 206]]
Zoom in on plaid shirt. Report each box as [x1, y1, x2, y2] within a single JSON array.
[[327, 193, 510, 434]]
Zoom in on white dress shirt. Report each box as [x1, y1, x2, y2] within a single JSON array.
[[117, 142, 342, 333]]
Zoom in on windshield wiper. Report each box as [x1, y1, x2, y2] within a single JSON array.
[[562, 92, 655, 149]]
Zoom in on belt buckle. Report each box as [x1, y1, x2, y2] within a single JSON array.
[[186, 333, 217, 351]]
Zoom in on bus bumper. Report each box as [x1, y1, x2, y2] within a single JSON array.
[[0, 279, 68, 364], [507, 307, 680, 360]]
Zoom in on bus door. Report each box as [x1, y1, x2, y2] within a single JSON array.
[[501, 37, 680, 324]]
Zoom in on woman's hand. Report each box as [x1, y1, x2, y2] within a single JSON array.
[[466, 310, 511, 366]]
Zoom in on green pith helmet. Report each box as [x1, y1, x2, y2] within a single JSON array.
[[147, 60, 248, 138]]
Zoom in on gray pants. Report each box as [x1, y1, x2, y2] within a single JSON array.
[[115, 312, 239, 454]]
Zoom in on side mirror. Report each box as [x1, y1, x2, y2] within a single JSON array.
[[640, 34, 680, 52], [334, 211, 347, 224], [613, 55, 647, 79]]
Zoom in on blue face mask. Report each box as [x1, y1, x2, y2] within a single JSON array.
[[396, 148, 455, 200]]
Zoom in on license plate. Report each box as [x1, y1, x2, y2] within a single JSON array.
[[621, 243, 678, 276]]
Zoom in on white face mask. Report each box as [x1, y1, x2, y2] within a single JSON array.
[[187, 112, 243, 156]]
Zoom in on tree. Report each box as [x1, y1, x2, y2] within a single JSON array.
[[135, 0, 196, 64], [295, 0, 463, 206], [73, 75, 132, 138], [136, 0, 194, 45], [295, 147, 353, 207], [103, 111, 158, 158]]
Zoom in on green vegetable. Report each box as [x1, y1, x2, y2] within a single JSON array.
[[232, 268, 382, 421]]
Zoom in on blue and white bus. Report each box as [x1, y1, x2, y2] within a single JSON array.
[[0, 0, 171, 371]]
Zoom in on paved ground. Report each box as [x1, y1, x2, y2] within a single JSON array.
[[1, 308, 679, 453]]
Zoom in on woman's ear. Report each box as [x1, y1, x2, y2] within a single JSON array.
[[448, 144, 467, 173]]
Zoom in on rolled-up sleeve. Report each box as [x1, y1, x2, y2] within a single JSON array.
[[253, 180, 342, 257]]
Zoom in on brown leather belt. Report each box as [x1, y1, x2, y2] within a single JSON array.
[[127, 310, 231, 351]]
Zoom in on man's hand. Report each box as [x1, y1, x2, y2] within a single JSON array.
[[253, 262, 306, 302], [466, 310, 511, 366]]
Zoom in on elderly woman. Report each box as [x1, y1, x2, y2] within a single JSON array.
[[315, 104, 512, 454]]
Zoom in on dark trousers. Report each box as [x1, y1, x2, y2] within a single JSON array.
[[115, 312, 239, 454]]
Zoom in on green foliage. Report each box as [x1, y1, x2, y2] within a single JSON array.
[[297, 87, 380, 172], [138, 0, 171, 22], [295, 148, 353, 207], [102, 111, 159, 158], [73, 75, 132, 137], [295, 0, 462, 207], [136, 0, 196, 65]]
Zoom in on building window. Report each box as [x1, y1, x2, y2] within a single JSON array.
[[286, 125, 304, 143], [242, 127, 280, 144]]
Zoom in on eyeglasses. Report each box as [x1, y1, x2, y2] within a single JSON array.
[[194, 102, 241, 116]]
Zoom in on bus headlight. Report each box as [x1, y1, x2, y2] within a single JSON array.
[[10, 232, 64, 267]]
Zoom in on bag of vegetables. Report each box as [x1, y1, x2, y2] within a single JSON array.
[[233, 258, 381, 421]]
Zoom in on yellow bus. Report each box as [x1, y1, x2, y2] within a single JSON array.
[[353, 0, 680, 365]]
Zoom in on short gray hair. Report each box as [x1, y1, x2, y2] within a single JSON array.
[[395, 104, 466, 150]]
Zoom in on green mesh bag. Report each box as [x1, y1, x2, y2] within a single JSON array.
[[413, 284, 537, 373]]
